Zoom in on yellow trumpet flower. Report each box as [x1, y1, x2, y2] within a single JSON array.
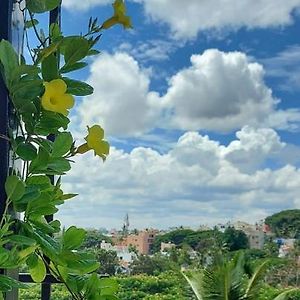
[[77, 125, 110, 161], [101, 0, 132, 29], [41, 79, 74, 116]]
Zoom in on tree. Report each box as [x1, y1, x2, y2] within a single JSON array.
[[265, 209, 300, 238], [94, 249, 119, 275], [130, 254, 175, 275], [183, 252, 298, 300], [223, 227, 249, 251], [152, 229, 195, 252], [80, 229, 112, 249]]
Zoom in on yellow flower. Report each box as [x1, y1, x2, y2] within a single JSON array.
[[101, 0, 132, 29], [77, 125, 110, 161], [41, 79, 74, 116]]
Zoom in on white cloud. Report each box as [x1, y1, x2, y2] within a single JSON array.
[[77, 52, 161, 136], [162, 49, 300, 132], [261, 45, 300, 92], [118, 40, 177, 62], [59, 126, 300, 229], [62, 0, 111, 11], [135, 0, 300, 39], [76, 49, 300, 137], [220, 126, 284, 173]]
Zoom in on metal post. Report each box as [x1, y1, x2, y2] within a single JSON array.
[[0, 0, 12, 223], [41, 6, 61, 300], [0, 1, 18, 300]]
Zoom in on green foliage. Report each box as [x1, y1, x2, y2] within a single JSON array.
[[94, 249, 119, 275], [265, 209, 300, 238], [130, 254, 178, 276], [223, 227, 249, 251], [26, 0, 61, 13], [0, 0, 132, 298], [152, 229, 221, 252], [117, 271, 195, 300], [183, 252, 300, 300]]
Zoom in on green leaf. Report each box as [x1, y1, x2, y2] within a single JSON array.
[[63, 226, 86, 250], [0, 248, 10, 266], [17, 185, 41, 204], [99, 278, 119, 296], [64, 37, 90, 65], [0, 40, 18, 84], [63, 251, 100, 274], [18, 245, 37, 261], [182, 270, 203, 300], [26, 175, 52, 190], [26, 192, 58, 218], [11, 64, 40, 83], [16, 142, 38, 161], [35, 111, 70, 135], [8, 235, 36, 246], [63, 78, 93, 96], [273, 289, 300, 300], [5, 175, 25, 202], [24, 19, 39, 29], [41, 53, 59, 81], [22, 224, 63, 265], [60, 193, 78, 200], [49, 220, 61, 232], [87, 49, 100, 56], [60, 62, 88, 74], [12, 79, 43, 105], [29, 147, 50, 173], [47, 157, 71, 174], [26, 0, 61, 13], [0, 275, 28, 292], [27, 253, 46, 283], [52, 132, 73, 157], [84, 273, 100, 298], [49, 23, 62, 42]]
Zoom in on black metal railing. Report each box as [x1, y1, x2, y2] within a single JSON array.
[[0, 1, 62, 299]]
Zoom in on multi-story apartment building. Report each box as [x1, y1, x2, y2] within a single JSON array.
[[119, 229, 157, 255], [233, 221, 266, 249]]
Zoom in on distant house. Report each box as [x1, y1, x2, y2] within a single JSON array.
[[160, 242, 175, 253], [116, 229, 158, 255], [276, 238, 296, 258], [233, 221, 266, 250], [100, 240, 137, 271]]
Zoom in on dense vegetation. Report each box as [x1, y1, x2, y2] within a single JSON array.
[[152, 227, 248, 253], [20, 212, 300, 300], [265, 209, 300, 238]]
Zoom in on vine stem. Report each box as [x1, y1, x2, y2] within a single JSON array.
[[0, 134, 10, 141], [40, 255, 83, 300], [0, 198, 12, 228], [28, 11, 46, 48]]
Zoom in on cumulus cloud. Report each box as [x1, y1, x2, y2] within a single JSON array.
[[77, 52, 161, 136], [76, 50, 300, 137], [59, 126, 300, 229], [62, 0, 111, 11], [135, 0, 300, 39], [162, 49, 300, 132]]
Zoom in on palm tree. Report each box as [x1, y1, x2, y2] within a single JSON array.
[[183, 252, 298, 300]]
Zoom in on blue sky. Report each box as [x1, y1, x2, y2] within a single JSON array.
[[51, 0, 300, 230]]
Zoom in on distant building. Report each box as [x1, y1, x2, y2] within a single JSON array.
[[118, 229, 158, 255], [277, 239, 296, 258], [161, 242, 175, 253], [100, 241, 137, 270], [233, 221, 266, 250]]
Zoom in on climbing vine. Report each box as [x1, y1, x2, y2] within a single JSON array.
[[0, 0, 131, 298]]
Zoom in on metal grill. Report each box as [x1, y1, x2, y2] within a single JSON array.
[[0, 1, 61, 299]]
